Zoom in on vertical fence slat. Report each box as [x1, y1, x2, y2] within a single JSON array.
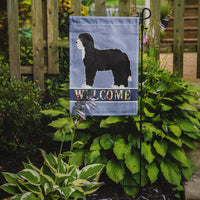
[[119, 0, 130, 16], [71, 0, 81, 16], [42, 0, 48, 66], [95, 0, 106, 16], [32, 0, 44, 89], [47, 0, 59, 74], [149, 0, 160, 61], [173, 0, 185, 77], [197, 0, 200, 78], [7, 0, 21, 80]]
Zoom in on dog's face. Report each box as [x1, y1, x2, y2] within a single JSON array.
[[76, 38, 84, 50], [77, 33, 94, 49]]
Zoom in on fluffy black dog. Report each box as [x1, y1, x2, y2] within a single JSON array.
[[76, 33, 132, 88]]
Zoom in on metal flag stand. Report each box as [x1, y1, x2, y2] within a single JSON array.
[[139, 7, 151, 190]]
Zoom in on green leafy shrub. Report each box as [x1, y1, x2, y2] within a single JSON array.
[[41, 84, 94, 152], [0, 64, 42, 155], [39, 52, 200, 198], [19, 27, 33, 66], [85, 54, 200, 197], [0, 149, 104, 199], [1, 90, 104, 199]]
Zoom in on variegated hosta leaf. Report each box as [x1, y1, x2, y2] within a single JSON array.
[[53, 186, 75, 199], [1, 172, 18, 185], [40, 149, 57, 173], [79, 163, 104, 181], [18, 169, 40, 185], [0, 183, 21, 195]]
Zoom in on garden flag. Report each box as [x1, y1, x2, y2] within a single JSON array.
[[69, 16, 139, 116]]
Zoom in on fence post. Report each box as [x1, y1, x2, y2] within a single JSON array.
[[119, 0, 130, 16], [197, 0, 200, 78], [47, 0, 59, 74], [95, 0, 106, 16], [149, 0, 160, 61], [173, 0, 185, 77], [7, 0, 21, 81], [32, 0, 45, 89], [71, 0, 81, 16]]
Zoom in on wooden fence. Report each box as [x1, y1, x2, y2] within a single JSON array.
[[7, 0, 200, 88]]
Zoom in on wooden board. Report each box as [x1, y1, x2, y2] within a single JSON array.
[[95, 0, 106, 16], [7, 0, 21, 80], [173, 0, 185, 77], [32, 0, 45, 88], [150, 0, 160, 61], [71, 0, 81, 16], [47, 0, 59, 74], [119, 0, 130, 16]]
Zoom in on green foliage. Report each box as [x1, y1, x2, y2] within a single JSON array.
[[160, 0, 172, 19], [85, 54, 200, 197], [39, 50, 200, 198], [88, 53, 199, 197], [105, 0, 119, 7], [0, 64, 42, 155], [0, 150, 104, 199], [41, 84, 93, 149], [19, 27, 33, 66], [137, 0, 145, 5]]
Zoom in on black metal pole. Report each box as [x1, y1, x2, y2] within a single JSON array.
[[139, 8, 151, 189]]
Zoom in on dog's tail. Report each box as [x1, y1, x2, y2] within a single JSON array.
[[128, 75, 132, 81]]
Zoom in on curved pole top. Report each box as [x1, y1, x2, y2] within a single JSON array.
[[141, 8, 151, 20]]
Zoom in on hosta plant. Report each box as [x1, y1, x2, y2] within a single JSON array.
[[22, 51, 200, 199], [64, 53, 200, 198], [82, 54, 200, 198], [0, 149, 104, 199]]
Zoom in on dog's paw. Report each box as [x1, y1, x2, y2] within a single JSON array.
[[111, 85, 119, 88], [119, 85, 125, 88], [128, 76, 132, 81], [82, 84, 92, 89]]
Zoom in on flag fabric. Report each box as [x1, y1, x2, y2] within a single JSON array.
[[69, 16, 139, 116]]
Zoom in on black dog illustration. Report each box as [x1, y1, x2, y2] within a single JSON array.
[[76, 33, 132, 88]]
